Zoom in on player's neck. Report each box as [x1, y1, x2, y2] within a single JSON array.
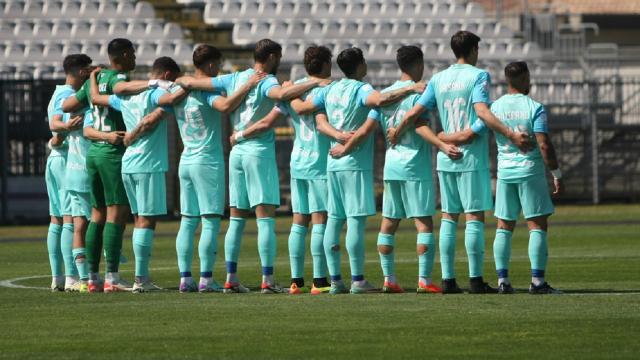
[[65, 75, 82, 91], [399, 73, 417, 82], [507, 87, 523, 95], [308, 75, 330, 81], [253, 62, 270, 74], [194, 69, 210, 78]]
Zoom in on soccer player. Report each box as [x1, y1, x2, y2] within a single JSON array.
[[371, 46, 462, 294], [488, 62, 563, 294], [173, 45, 267, 293], [90, 57, 186, 293], [389, 31, 531, 294], [62, 38, 137, 292], [283, 45, 346, 295], [177, 39, 325, 294], [45, 54, 92, 291], [294, 47, 425, 294]]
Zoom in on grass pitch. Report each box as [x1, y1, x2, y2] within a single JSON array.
[[0, 204, 639, 359]]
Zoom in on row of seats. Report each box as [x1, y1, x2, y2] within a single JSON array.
[[279, 39, 542, 62], [1, 40, 194, 65], [0, 0, 155, 19], [203, 0, 484, 25], [232, 18, 512, 45], [0, 19, 184, 41]]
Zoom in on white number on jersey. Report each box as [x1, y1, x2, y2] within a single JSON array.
[[443, 97, 468, 132]]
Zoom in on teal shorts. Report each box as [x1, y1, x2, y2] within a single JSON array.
[[179, 162, 225, 217], [382, 179, 435, 219], [494, 176, 554, 221], [327, 170, 375, 219], [438, 169, 493, 214], [229, 152, 280, 210], [67, 190, 91, 219], [122, 172, 167, 216], [45, 156, 71, 217], [291, 178, 327, 214]]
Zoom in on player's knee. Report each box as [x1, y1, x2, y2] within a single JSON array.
[[378, 245, 393, 254], [417, 244, 428, 255]]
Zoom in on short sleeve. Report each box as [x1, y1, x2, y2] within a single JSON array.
[[262, 76, 281, 98], [108, 95, 122, 112], [211, 73, 234, 93], [368, 108, 381, 122], [75, 80, 90, 105], [51, 89, 75, 116], [109, 73, 129, 92], [357, 83, 374, 107], [206, 91, 222, 107], [83, 108, 94, 128], [149, 88, 168, 107], [470, 119, 487, 134], [312, 86, 328, 110], [532, 105, 548, 133], [471, 71, 491, 104], [417, 81, 436, 109]]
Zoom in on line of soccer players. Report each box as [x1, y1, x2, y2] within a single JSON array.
[[44, 30, 563, 295]]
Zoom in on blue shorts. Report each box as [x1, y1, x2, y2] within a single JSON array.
[[122, 172, 167, 216], [382, 180, 436, 219], [290, 178, 328, 214], [438, 170, 493, 214], [179, 162, 225, 216], [67, 191, 91, 219], [229, 152, 280, 210], [494, 176, 554, 221], [45, 156, 70, 217], [327, 170, 375, 219]]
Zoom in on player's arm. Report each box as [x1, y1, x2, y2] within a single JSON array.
[[156, 87, 189, 106], [437, 118, 487, 146], [364, 82, 425, 108], [414, 121, 462, 160], [290, 97, 319, 115], [535, 132, 563, 195], [474, 102, 531, 151], [212, 72, 266, 113], [315, 112, 352, 144], [387, 81, 434, 144], [83, 126, 125, 145], [329, 118, 378, 158], [112, 79, 173, 95], [61, 93, 85, 113], [123, 108, 168, 146], [230, 107, 283, 146], [89, 68, 111, 106], [267, 78, 323, 102]]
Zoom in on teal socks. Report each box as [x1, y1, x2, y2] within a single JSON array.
[[288, 224, 308, 279], [46, 223, 63, 277], [417, 232, 436, 278], [199, 217, 220, 276], [465, 220, 485, 278], [176, 216, 200, 274], [310, 224, 327, 279], [439, 219, 457, 280], [61, 223, 78, 277], [346, 216, 367, 279], [72, 247, 88, 281], [224, 217, 246, 274], [133, 228, 155, 278], [529, 229, 548, 274], [324, 217, 345, 280], [257, 217, 276, 275], [377, 233, 395, 277], [494, 229, 513, 282]]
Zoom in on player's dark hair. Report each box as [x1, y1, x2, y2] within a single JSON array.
[[450, 31, 481, 59], [254, 39, 282, 63], [337, 47, 365, 77], [193, 44, 222, 69], [62, 54, 92, 74], [396, 45, 423, 73], [107, 38, 134, 59], [304, 46, 332, 76], [505, 61, 530, 93], [152, 56, 181, 75]]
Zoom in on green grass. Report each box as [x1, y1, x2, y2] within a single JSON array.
[[1, 204, 639, 359]]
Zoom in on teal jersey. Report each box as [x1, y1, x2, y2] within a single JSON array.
[[417, 64, 491, 172], [313, 78, 375, 171], [374, 80, 432, 181], [47, 84, 75, 157], [212, 69, 280, 158], [173, 89, 223, 165], [285, 77, 332, 179], [108, 88, 172, 174], [64, 108, 94, 192], [491, 93, 548, 182]]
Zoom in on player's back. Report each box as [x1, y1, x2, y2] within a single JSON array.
[[377, 80, 431, 181], [491, 93, 546, 181], [174, 89, 224, 165], [117, 89, 169, 174], [430, 64, 490, 172], [286, 77, 332, 179], [225, 69, 278, 158], [47, 84, 75, 157], [324, 78, 374, 171], [64, 108, 93, 193]]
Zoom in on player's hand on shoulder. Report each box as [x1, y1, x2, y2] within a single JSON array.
[[318, 79, 332, 87], [281, 80, 293, 88], [248, 71, 267, 87], [413, 81, 426, 93], [329, 144, 346, 158], [175, 76, 195, 89], [90, 67, 102, 77]]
